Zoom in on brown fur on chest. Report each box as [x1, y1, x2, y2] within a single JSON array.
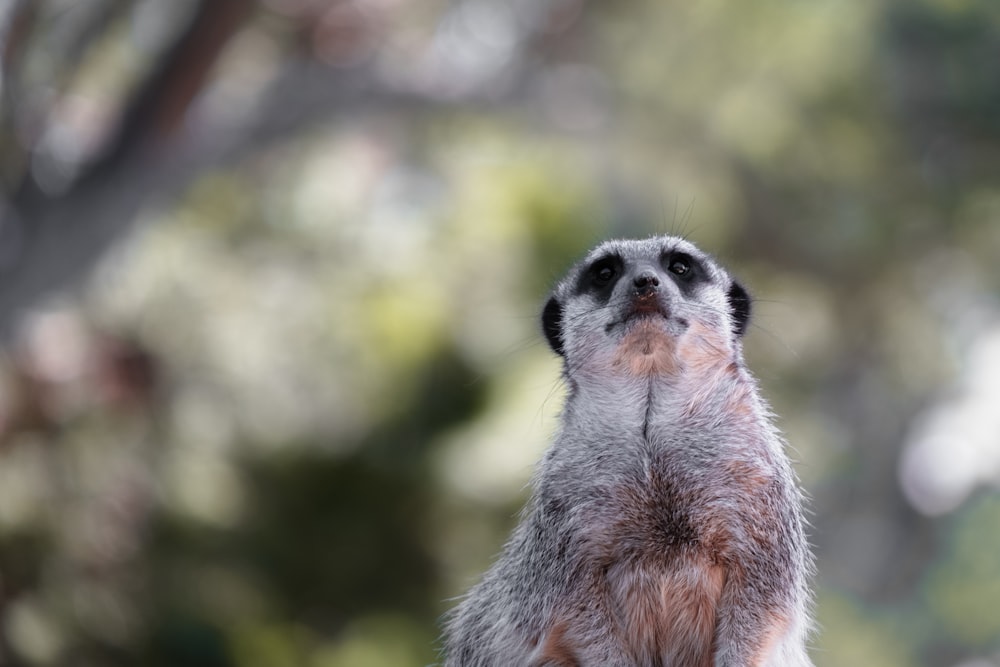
[[533, 550, 726, 667], [543, 459, 777, 666], [601, 473, 728, 665], [608, 552, 725, 666]]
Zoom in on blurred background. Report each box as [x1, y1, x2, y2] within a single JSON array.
[[0, 0, 998, 665]]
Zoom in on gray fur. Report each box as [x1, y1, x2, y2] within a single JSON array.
[[442, 237, 813, 666]]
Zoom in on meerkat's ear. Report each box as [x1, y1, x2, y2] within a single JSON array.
[[727, 280, 752, 337], [541, 295, 565, 356]]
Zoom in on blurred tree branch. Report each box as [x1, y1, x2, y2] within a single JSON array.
[[0, 0, 254, 334], [0, 0, 549, 335]]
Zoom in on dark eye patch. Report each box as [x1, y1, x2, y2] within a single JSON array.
[[667, 256, 691, 277], [575, 254, 623, 296], [591, 258, 618, 286], [660, 251, 704, 287]]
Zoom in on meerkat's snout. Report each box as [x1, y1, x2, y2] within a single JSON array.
[[631, 267, 660, 296], [623, 263, 679, 323], [628, 267, 667, 317]]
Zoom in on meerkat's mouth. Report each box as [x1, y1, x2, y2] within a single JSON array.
[[610, 308, 683, 373], [608, 305, 673, 335], [605, 309, 665, 334], [624, 296, 671, 323], [607, 299, 691, 341]]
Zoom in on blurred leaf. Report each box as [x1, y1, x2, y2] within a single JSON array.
[[927, 494, 1000, 647]]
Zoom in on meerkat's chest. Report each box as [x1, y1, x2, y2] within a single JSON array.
[[603, 550, 725, 666], [575, 468, 734, 665]]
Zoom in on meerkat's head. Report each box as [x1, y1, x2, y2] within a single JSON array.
[[541, 236, 751, 378]]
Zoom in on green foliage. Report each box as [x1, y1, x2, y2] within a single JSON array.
[[814, 594, 915, 667], [928, 495, 1000, 647]]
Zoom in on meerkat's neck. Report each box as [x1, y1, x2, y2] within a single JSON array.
[[564, 360, 764, 448]]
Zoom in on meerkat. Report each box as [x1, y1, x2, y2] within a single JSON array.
[[442, 236, 813, 667]]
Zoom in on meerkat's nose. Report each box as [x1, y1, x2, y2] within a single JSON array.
[[633, 269, 660, 296]]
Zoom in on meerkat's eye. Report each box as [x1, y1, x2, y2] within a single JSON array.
[[589, 258, 618, 287], [668, 257, 690, 276]]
